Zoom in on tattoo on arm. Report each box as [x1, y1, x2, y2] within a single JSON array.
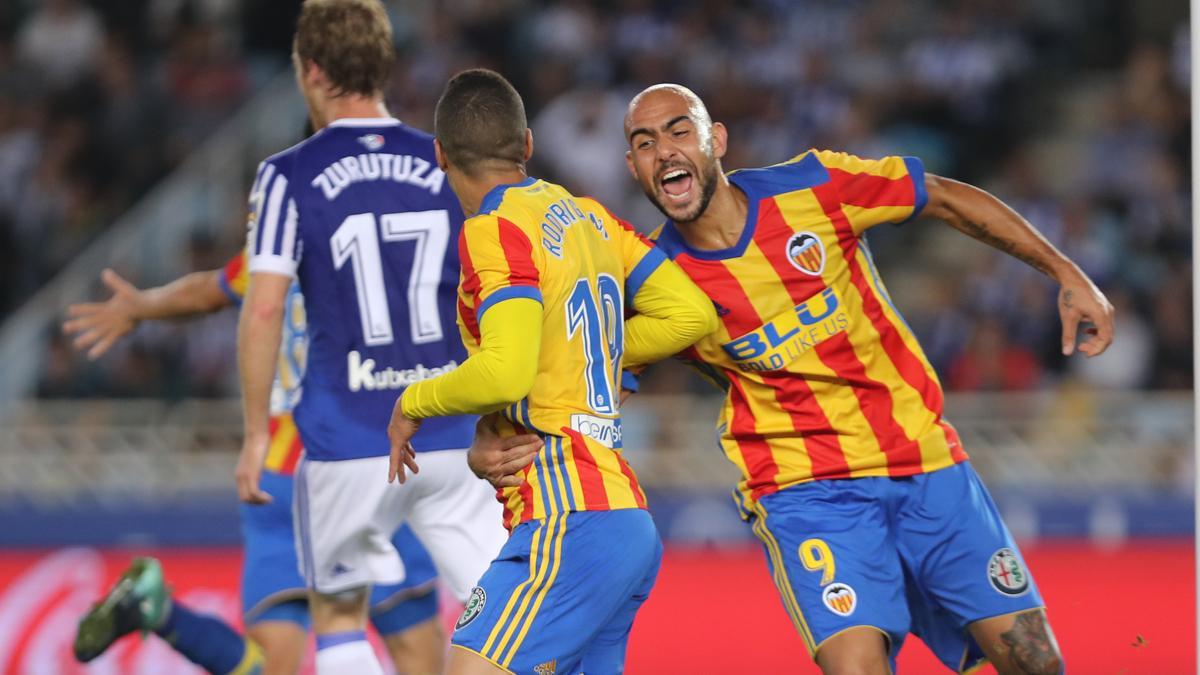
[[999, 610, 1062, 674], [958, 220, 1052, 276], [1061, 289, 1074, 310]]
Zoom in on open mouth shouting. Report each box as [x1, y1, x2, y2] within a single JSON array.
[[659, 165, 695, 204]]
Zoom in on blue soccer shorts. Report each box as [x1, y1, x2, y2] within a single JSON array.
[[452, 509, 662, 675], [240, 470, 439, 633], [747, 461, 1043, 672]]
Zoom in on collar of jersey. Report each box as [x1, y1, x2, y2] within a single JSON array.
[[478, 176, 538, 215], [326, 117, 402, 128], [657, 174, 760, 261]]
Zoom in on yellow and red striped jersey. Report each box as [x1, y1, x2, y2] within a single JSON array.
[[221, 251, 306, 475], [651, 150, 968, 512], [458, 177, 664, 529]]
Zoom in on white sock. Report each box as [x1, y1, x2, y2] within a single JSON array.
[[315, 636, 385, 675]]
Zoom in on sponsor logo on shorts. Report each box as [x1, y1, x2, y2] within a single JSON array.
[[988, 548, 1030, 596], [821, 582, 857, 616], [534, 660, 557, 675], [330, 562, 353, 577], [456, 586, 486, 629]]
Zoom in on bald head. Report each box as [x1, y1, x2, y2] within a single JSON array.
[[624, 83, 728, 224], [625, 84, 714, 151]]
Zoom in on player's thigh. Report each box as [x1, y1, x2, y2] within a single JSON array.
[[452, 510, 660, 675], [294, 456, 409, 594], [405, 449, 507, 600], [749, 483, 907, 663], [814, 626, 892, 675], [968, 608, 1063, 675], [245, 604, 309, 675], [893, 463, 1048, 668], [579, 530, 663, 674]]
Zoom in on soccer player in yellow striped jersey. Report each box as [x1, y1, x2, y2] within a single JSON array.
[[615, 85, 1113, 674], [386, 70, 717, 675]]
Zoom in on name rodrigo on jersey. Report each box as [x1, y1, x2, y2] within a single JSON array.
[[347, 350, 458, 392], [312, 153, 445, 201]]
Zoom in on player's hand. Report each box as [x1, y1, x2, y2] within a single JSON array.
[[467, 413, 542, 489], [62, 269, 143, 359], [235, 432, 272, 505], [387, 396, 422, 484], [1057, 272, 1114, 357]]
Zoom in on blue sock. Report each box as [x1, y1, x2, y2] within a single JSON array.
[[156, 601, 257, 674]]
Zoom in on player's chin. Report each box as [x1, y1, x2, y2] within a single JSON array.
[[654, 192, 702, 223]]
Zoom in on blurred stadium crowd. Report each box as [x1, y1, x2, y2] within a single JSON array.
[[0, 0, 1189, 399]]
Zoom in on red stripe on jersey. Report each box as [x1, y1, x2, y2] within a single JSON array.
[[812, 184, 946, 417], [279, 436, 303, 474], [813, 333, 920, 473], [827, 168, 914, 208], [496, 217, 540, 286], [457, 233, 482, 342], [758, 370, 851, 480], [497, 488, 513, 531], [562, 427, 611, 510], [222, 253, 245, 285], [596, 202, 651, 243], [940, 421, 969, 462], [517, 462, 535, 522], [727, 376, 781, 500], [675, 257, 762, 338], [615, 452, 648, 509]]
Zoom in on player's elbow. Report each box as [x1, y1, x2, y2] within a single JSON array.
[[486, 356, 537, 408], [678, 295, 719, 344], [244, 298, 284, 323]]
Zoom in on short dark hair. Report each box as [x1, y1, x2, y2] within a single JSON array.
[[294, 0, 394, 97], [434, 69, 527, 174]]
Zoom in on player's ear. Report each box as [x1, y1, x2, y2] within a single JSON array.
[[523, 128, 534, 162], [433, 138, 449, 172], [625, 150, 638, 180], [711, 121, 728, 161]]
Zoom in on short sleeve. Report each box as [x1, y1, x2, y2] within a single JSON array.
[[814, 150, 928, 235], [458, 215, 543, 323], [219, 250, 249, 304], [246, 160, 302, 277]]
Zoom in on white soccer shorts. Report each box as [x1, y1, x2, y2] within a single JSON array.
[[293, 449, 506, 601]]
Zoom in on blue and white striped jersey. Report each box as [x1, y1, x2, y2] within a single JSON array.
[[247, 117, 474, 461]]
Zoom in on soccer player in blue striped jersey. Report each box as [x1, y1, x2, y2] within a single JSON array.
[[237, 2, 507, 673]]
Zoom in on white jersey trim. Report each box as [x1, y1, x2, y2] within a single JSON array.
[[327, 117, 402, 128], [248, 255, 299, 278]]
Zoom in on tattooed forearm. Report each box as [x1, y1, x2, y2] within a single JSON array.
[[957, 220, 1053, 276], [1061, 289, 1074, 310], [998, 610, 1063, 674]]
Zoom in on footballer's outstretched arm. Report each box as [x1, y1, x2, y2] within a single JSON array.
[[622, 258, 718, 368], [235, 271, 291, 505], [63, 268, 230, 359], [922, 174, 1114, 357], [388, 298, 542, 482]]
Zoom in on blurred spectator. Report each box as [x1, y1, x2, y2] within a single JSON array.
[[948, 319, 1043, 391], [15, 0, 102, 89]]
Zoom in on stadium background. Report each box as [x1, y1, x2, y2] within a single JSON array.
[[0, 0, 1192, 672]]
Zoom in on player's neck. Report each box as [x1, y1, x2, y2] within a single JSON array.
[[457, 167, 529, 217], [317, 96, 390, 128], [676, 175, 748, 250]]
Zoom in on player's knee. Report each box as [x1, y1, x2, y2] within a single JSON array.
[[989, 609, 1063, 675]]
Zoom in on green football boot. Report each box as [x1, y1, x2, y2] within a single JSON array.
[[73, 556, 170, 663]]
